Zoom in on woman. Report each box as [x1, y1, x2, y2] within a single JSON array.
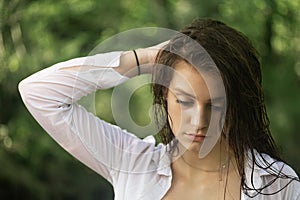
[[19, 18, 299, 199]]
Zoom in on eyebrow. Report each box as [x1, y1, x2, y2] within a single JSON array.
[[173, 88, 196, 98], [173, 87, 225, 102]]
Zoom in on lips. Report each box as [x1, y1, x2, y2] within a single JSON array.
[[184, 133, 206, 142]]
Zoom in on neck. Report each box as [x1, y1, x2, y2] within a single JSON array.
[[172, 139, 233, 181], [181, 153, 229, 172]]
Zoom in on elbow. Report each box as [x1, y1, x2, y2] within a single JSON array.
[[18, 78, 29, 102], [18, 76, 45, 114], [18, 77, 35, 106]]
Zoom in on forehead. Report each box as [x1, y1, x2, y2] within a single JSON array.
[[169, 60, 225, 100]]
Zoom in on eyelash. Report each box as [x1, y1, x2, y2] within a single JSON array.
[[176, 99, 194, 106], [209, 104, 224, 111], [176, 99, 223, 110]]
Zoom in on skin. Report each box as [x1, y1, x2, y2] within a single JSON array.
[[114, 48, 241, 199], [166, 60, 225, 154], [161, 60, 241, 200]]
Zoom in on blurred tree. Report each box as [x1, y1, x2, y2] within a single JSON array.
[[0, 0, 299, 199], [217, 0, 300, 173]]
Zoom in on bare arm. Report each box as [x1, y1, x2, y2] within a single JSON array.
[[114, 48, 155, 77]]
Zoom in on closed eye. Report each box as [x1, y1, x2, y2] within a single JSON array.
[[208, 103, 224, 111], [176, 99, 194, 106]]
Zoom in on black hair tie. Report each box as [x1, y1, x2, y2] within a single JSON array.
[[133, 50, 140, 75]]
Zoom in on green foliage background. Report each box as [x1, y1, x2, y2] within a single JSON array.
[[0, 0, 299, 199]]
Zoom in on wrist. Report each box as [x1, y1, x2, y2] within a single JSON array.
[[135, 48, 157, 64]]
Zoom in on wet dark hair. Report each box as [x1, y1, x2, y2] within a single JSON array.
[[152, 18, 299, 197]]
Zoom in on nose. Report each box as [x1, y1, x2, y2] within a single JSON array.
[[190, 105, 209, 130]]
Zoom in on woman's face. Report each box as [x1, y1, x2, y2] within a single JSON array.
[[167, 60, 226, 154]]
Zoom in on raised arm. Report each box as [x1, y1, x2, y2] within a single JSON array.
[[18, 47, 163, 184]]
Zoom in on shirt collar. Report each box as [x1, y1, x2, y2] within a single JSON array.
[[156, 144, 172, 177], [156, 147, 280, 186], [244, 149, 282, 196]]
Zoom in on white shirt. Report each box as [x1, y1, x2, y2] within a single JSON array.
[[19, 52, 300, 200]]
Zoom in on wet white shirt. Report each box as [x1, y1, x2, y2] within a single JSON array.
[[19, 52, 300, 200]]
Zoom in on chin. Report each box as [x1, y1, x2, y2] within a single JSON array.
[[188, 143, 203, 152], [178, 139, 202, 153]]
